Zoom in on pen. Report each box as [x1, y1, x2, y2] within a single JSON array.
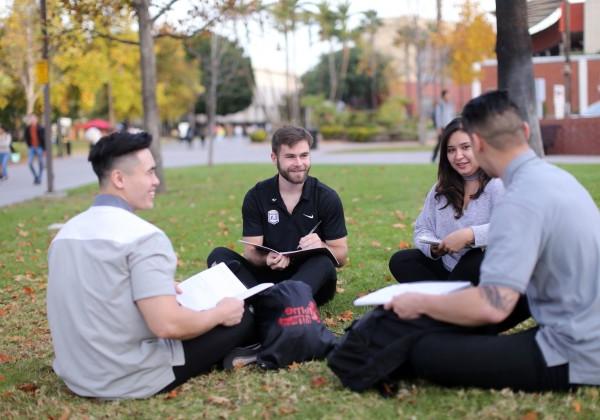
[[297, 220, 322, 250]]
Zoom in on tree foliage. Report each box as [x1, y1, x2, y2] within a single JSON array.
[[302, 46, 389, 109], [447, 0, 496, 85], [187, 32, 253, 116]]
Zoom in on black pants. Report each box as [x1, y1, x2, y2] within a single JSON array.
[[160, 307, 256, 393], [207, 246, 337, 306], [409, 326, 572, 392], [389, 248, 484, 285]]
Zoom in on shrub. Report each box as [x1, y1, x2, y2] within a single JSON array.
[[320, 125, 346, 140], [376, 96, 409, 128], [249, 129, 268, 143], [346, 126, 382, 142]]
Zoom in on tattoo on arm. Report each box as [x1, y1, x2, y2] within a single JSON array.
[[479, 285, 512, 312]]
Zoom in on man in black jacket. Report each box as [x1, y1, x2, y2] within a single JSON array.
[[23, 114, 45, 184]]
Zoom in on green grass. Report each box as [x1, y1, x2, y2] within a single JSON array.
[[1, 163, 600, 418]]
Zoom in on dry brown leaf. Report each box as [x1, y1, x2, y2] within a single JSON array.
[[336, 286, 345, 293], [394, 210, 407, 221], [323, 317, 337, 328], [338, 310, 354, 322], [288, 362, 301, 371], [392, 223, 406, 229], [278, 406, 296, 415], [17, 383, 38, 393], [207, 395, 230, 406], [572, 400, 582, 413], [18, 230, 29, 237], [371, 240, 381, 248], [23, 286, 34, 296], [0, 353, 11, 364], [384, 274, 393, 282], [0, 374, 5, 382], [15, 255, 24, 263], [164, 389, 179, 399], [58, 406, 71, 420], [521, 411, 539, 420], [397, 241, 411, 249], [0, 308, 6, 316], [310, 375, 328, 388]]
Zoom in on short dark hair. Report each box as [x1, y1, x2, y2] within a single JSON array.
[[271, 126, 313, 154], [462, 90, 526, 149], [88, 131, 152, 183], [441, 89, 448, 98]]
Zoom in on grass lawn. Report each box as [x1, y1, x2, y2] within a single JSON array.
[[1, 163, 600, 418]]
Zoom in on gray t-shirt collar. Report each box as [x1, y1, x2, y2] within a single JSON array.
[[501, 149, 537, 186], [92, 194, 133, 213]]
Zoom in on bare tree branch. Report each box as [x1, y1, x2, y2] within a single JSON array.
[[151, 0, 180, 23]]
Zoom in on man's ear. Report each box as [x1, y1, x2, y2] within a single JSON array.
[[522, 121, 530, 141], [271, 151, 277, 164], [471, 132, 484, 153], [109, 169, 125, 190]]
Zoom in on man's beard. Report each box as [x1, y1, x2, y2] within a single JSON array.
[[277, 159, 310, 185]]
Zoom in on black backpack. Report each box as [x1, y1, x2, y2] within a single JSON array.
[[327, 307, 461, 395], [250, 280, 337, 369]]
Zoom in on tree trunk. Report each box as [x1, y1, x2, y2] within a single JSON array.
[[134, 0, 166, 190], [337, 43, 350, 102], [495, 0, 544, 157], [327, 44, 337, 102], [207, 31, 219, 167], [24, 9, 36, 115]]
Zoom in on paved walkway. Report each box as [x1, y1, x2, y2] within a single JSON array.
[[2, 136, 599, 208]]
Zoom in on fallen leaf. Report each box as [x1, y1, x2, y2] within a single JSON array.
[[17, 383, 38, 393], [164, 389, 179, 399], [323, 317, 337, 328], [288, 362, 301, 371], [392, 223, 406, 229], [23, 286, 34, 296], [336, 286, 345, 293], [0, 374, 5, 382], [371, 240, 381, 248], [384, 274, 393, 282], [394, 210, 407, 221], [207, 395, 231, 405], [0, 308, 6, 316], [15, 256, 24, 263], [18, 230, 29, 237], [58, 406, 71, 420], [0, 354, 11, 363], [338, 310, 353, 322], [397, 241, 411, 249], [278, 406, 296, 415], [521, 411, 538, 420], [310, 375, 327, 388], [572, 400, 582, 413]]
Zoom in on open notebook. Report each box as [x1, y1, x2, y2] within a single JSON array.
[[354, 281, 471, 306], [176, 262, 273, 311]]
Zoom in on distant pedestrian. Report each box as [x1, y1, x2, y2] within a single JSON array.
[[0, 125, 11, 181], [431, 90, 456, 162], [23, 114, 45, 185]]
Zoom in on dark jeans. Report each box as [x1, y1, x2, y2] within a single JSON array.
[[159, 306, 256, 393], [207, 246, 337, 306], [409, 326, 572, 392], [389, 248, 484, 285]]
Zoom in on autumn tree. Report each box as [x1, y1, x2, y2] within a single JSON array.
[[447, 0, 495, 103], [496, 0, 543, 156], [0, 0, 40, 115]]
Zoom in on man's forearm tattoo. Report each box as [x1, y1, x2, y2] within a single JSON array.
[[479, 285, 511, 311]]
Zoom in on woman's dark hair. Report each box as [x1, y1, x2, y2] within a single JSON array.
[[435, 117, 490, 219]]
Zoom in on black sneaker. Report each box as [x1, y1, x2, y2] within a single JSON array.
[[223, 343, 261, 370]]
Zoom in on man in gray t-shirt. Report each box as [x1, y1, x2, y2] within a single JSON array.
[[382, 90, 600, 391], [47, 132, 253, 399]]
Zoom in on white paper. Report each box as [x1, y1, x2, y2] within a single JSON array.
[[176, 263, 273, 311], [353, 281, 471, 306], [416, 235, 441, 246]]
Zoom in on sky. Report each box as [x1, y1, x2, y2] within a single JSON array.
[[224, 0, 497, 76]]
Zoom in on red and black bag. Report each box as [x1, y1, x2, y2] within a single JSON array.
[[250, 280, 337, 369]]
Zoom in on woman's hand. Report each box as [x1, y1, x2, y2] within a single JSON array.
[[440, 228, 474, 253]]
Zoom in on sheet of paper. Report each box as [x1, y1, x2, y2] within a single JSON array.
[[416, 235, 442, 246], [353, 281, 471, 306], [176, 263, 252, 311]]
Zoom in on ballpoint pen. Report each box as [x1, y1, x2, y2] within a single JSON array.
[[298, 220, 322, 249]]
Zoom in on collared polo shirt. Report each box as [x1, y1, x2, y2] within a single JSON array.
[[242, 175, 347, 252], [47, 194, 184, 399], [480, 150, 600, 385]]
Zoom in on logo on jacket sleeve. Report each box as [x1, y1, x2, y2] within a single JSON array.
[[267, 209, 279, 225]]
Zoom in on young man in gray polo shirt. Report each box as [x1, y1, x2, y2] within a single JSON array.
[[47, 132, 254, 399], [380, 90, 600, 391]]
